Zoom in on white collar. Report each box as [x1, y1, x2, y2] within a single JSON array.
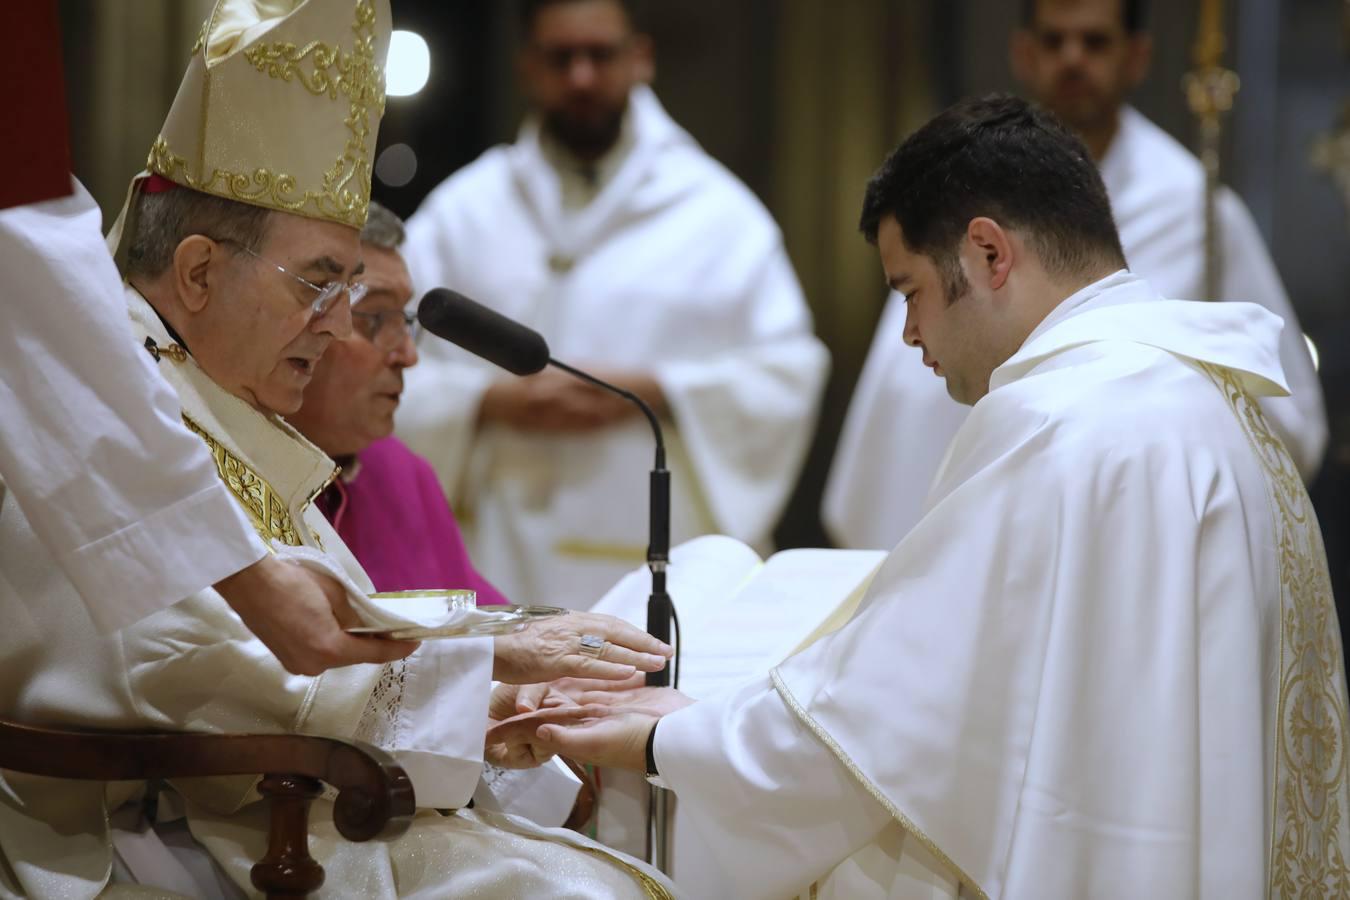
[[991, 270, 1289, 398], [124, 286, 339, 519]]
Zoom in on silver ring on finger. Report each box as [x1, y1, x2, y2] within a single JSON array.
[[578, 633, 607, 659]]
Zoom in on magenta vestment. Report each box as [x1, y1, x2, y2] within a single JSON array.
[[317, 436, 510, 605]]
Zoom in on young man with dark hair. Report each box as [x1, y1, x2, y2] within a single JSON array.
[[827, 0, 1326, 551], [491, 94, 1350, 899], [399, 0, 828, 614]]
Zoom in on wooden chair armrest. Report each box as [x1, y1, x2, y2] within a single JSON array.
[[0, 720, 415, 842]]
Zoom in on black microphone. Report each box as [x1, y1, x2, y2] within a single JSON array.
[[417, 288, 550, 376], [416, 289, 675, 687]]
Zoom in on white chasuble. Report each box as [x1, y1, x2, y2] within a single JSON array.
[[823, 106, 1326, 552], [655, 272, 1350, 898], [0, 180, 268, 632], [399, 85, 828, 610], [0, 288, 673, 900]]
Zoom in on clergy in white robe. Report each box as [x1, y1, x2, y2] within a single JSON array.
[[2, 181, 421, 675], [491, 95, 1350, 899], [0, 0, 676, 895], [399, 0, 827, 609], [0, 285, 674, 900], [825, 4, 1327, 551], [0, 180, 267, 631], [0, 6, 258, 631]]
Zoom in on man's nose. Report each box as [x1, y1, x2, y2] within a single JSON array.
[[567, 55, 598, 89], [1057, 37, 1086, 67], [390, 331, 419, 369], [313, 297, 353, 340], [902, 299, 921, 348]]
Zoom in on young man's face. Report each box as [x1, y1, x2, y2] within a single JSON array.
[[288, 244, 418, 458], [1013, 0, 1149, 136], [878, 216, 1005, 407], [520, 0, 652, 159]]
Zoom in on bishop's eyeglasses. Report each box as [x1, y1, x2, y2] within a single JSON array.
[[217, 239, 368, 319]]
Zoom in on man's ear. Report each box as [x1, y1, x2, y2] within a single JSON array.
[[171, 235, 219, 313], [1009, 28, 1035, 86], [631, 34, 655, 83], [1124, 33, 1152, 89], [965, 218, 1014, 291]]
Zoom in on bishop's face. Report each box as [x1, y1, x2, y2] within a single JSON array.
[[877, 215, 1006, 407], [198, 214, 360, 416]]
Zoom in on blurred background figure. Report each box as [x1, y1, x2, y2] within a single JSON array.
[[56, 0, 1350, 634], [288, 202, 510, 604], [394, 0, 828, 610], [825, 0, 1328, 554]]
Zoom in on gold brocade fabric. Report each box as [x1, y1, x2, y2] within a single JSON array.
[[143, 0, 389, 229], [182, 415, 302, 547], [1201, 362, 1350, 897]]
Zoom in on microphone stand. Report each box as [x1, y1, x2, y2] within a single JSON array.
[[548, 359, 673, 873]]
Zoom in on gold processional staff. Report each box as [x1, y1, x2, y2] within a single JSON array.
[[1184, 0, 1240, 301]]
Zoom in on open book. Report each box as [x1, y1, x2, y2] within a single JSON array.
[[591, 535, 888, 699]]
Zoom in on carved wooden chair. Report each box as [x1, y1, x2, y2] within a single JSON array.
[[0, 718, 416, 899]]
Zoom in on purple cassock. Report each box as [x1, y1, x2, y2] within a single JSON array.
[[316, 436, 510, 605]]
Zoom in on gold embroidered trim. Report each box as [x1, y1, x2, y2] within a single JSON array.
[[151, 0, 384, 227], [183, 415, 302, 547], [570, 845, 675, 900], [1198, 363, 1350, 898], [770, 669, 989, 900]]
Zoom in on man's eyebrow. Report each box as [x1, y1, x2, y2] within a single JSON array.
[[888, 274, 912, 292], [301, 255, 350, 278]]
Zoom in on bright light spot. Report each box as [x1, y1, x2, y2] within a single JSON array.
[[1305, 333, 1321, 373], [386, 31, 430, 97], [375, 143, 418, 188]]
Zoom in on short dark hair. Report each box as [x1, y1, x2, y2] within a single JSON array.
[[124, 187, 272, 280], [859, 94, 1124, 295], [1021, 0, 1148, 34], [518, 0, 642, 35]]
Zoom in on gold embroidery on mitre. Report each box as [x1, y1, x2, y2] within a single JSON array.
[[148, 0, 385, 228], [1199, 363, 1350, 898], [183, 415, 302, 547]]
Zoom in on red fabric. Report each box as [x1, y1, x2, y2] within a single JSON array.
[[141, 174, 181, 194], [3, 0, 73, 210]]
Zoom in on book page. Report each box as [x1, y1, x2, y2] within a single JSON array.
[[592, 536, 887, 699]]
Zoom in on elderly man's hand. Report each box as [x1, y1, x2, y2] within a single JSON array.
[[486, 706, 658, 773], [492, 612, 672, 684], [216, 556, 418, 676]]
